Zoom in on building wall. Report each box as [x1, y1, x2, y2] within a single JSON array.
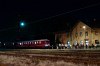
[[55, 21, 100, 47], [71, 21, 92, 46], [92, 28, 100, 45], [55, 32, 69, 45]]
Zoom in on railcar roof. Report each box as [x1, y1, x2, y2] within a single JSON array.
[[18, 39, 50, 43]]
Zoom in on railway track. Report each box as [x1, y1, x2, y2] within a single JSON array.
[[0, 49, 100, 65]]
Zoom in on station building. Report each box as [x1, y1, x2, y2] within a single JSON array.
[[55, 21, 100, 47]]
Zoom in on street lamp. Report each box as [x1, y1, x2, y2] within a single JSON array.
[[19, 20, 26, 39], [20, 22, 25, 26], [83, 26, 86, 29], [20, 20, 26, 28]]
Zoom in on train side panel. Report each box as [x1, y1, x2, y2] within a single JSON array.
[[17, 39, 50, 49]]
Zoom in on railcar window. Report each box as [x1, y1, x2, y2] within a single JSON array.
[[35, 42, 36, 44], [39, 41, 41, 44]]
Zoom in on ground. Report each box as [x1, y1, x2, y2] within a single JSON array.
[[0, 49, 99, 66]]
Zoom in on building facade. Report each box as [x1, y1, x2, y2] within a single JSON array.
[[55, 21, 100, 48]]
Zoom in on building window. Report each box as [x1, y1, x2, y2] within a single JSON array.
[[85, 32, 88, 36], [95, 40, 99, 44], [80, 32, 82, 36], [75, 32, 78, 37], [95, 31, 99, 35]]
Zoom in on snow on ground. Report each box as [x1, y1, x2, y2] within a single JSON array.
[[0, 55, 97, 66]]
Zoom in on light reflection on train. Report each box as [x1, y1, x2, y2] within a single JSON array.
[[17, 39, 50, 49]]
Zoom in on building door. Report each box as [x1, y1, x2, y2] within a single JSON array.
[[85, 39, 89, 48]]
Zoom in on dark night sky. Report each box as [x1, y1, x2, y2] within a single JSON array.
[[0, 0, 100, 41]]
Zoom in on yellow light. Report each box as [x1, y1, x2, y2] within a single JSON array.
[[83, 26, 86, 29]]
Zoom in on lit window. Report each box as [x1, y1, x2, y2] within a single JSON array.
[[39, 41, 41, 44], [35, 42, 36, 44], [68, 41, 70, 44], [86, 41, 89, 42]]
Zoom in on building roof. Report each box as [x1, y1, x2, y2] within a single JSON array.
[[81, 19, 100, 28]]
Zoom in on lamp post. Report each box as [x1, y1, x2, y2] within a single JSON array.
[[18, 20, 26, 41]]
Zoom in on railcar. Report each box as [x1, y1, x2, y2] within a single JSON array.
[[17, 39, 50, 49]]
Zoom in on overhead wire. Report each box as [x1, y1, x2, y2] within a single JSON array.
[[29, 2, 100, 24], [0, 2, 100, 32]]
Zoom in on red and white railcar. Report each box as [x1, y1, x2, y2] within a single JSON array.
[[17, 39, 50, 48]]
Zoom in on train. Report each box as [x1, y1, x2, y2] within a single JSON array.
[[0, 39, 51, 49], [17, 39, 51, 49]]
